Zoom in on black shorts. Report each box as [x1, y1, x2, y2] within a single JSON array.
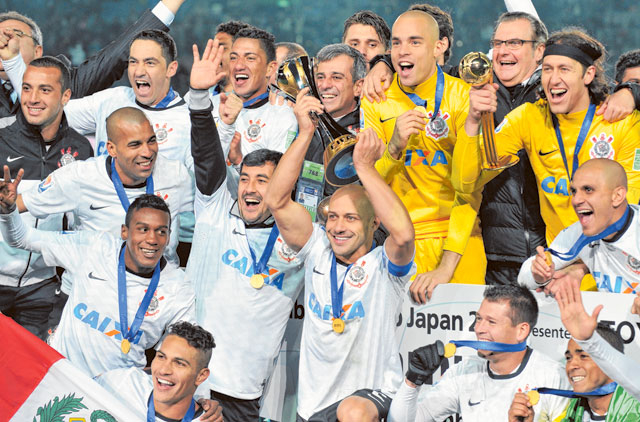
[[210, 390, 260, 422], [298, 389, 393, 422]]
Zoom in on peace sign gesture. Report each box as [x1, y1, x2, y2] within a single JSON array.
[[190, 38, 226, 90], [0, 165, 23, 214]]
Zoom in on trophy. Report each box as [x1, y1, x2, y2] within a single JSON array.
[[276, 56, 358, 186], [458, 52, 519, 170]]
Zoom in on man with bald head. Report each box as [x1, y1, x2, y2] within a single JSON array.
[[519, 159, 640, 305], [361, 10, 485, 305], [16, 106, 193, 300], [267, 83, 416, 420]]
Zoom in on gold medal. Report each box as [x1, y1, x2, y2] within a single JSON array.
[[250, 274, 264, 289], [527, 390, 540, 405], [414, 105, 428, 117], [444, 342, 456, 358], [544, 250, 552, 266], [332, 318, 345, 334], [121, 338, 131, 354]]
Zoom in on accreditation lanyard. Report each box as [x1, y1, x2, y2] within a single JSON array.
[[450, 339, 527, 352], [330, 253, 353, 321], [537, 382, 617, 398], [147, 392, 196, 422], [248, 224, 280, 276], [552, 103, 596, 181], [242, 91, 269, 108], [397, 65, 444, 122], [117, 246, 161, 347], [154, 87, 177, 109], [110, 159, 155, 211], [547, 205, 630, 261]]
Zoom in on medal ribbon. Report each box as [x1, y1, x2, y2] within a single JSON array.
[[247, 224, 280, 277], [147, 392, 196, 422], [110, 158, 154, 212], [546, 205, 630, 261], [450, 339, 527, 352], [551, 103, 596, 181], [154, 87, 177, 109], [397, 65, 444, 123], [118, 246, 161, 346], [537, 382, 618, 398], [330, 253, 353, 322], [242, 91, 269, 108]]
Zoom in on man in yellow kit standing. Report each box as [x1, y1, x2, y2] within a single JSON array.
[[361, 10, 485, 303]]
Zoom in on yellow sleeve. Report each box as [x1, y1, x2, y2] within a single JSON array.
[[442, 190, 481, 254], [362, 96, 385, 140], [616, 111, 640, 204], [374, 146, 405, 184]]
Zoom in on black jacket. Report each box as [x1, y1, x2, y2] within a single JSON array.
[[480, 69, 546, 263], [0, 8, 168, 118]]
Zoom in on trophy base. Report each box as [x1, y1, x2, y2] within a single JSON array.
[[483, 154, 520, 171], [324, 134, 359, 186]]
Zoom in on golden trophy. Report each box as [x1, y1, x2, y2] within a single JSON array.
[[459, 52, 519, 170], [276, 56, 358, 186]]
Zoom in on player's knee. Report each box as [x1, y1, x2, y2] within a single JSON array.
[[336, 396, 378, 422]]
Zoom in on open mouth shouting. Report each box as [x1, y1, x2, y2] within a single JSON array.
[[234, 72, 250, 89], [134, 79, 152, 98], [398, 60, 415, 80]]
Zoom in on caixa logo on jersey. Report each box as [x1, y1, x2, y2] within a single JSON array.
[[308, 292, 365, 321], [540, 175, 569, 196], [221, 248, 285, 290], [73, 303, 142, 344]]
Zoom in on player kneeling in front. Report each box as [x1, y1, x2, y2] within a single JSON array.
[[266, 88, 416, 421]]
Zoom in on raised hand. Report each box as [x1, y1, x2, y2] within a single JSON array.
[[292, 87, 324, 136], [227, 131, 243, 165], [531, 245, 554, 286], [352, 128, 384, 170], [0, 29, 20, 61], [219, 92, 243, 125], [363, 60, 393, 103], [190, 39, 226, 91], [508, 392, 535, 422], [388, 109, 427, 159], [406, 341, 445, 386], [0, 165, 24, 213], [555, 276, 602, 341]]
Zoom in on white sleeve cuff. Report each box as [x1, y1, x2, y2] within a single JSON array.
[[152, 1, 175, 26]]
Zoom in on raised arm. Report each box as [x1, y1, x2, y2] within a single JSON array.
[[265, 88, 323, 251], [353, 129, 415, 265]]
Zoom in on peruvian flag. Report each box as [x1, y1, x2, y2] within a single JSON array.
[[0, 314, 144, 421]]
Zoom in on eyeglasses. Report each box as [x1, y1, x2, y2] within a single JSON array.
[[8, 28, 38, 43], [490, 39, 536, 50]]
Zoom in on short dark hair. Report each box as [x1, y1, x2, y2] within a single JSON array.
[[316, 44, 367, 81], [125, 194, 171, 228], [216, 20, 250, 37], [596, 323, 624, 353], [167, 321, 216, 370], [131, 29, 178, 64], [234, 27, 276, 63], [275, 42, 307, 62], [483, 285, 539, 329], [29, 56, 70, 92], [240, 149, 282, 173], [343, 10, 391, 49], [409, 4, 454, 64], [0, 11, 42, 46], [615, 49, 640, 83], [545, 28, 608, 105], [493, 12, 548, 45]]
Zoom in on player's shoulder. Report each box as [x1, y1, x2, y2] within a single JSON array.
[[528, 349, 565, 373], [154, 154, 190, 176], [443, 72, 470, 93]]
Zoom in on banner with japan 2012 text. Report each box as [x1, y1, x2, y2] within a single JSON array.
[[0, 314, 144, 422]]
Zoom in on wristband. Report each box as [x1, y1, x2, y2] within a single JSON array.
[[369, 54, 394, 72], [613, 82, 640, 110]]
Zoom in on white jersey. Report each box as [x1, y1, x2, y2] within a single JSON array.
[[296, 224, 416, 419], [0, 210, 195, 377], [97, 367, 206, 421], [21, 154, 193, 293], [186, 182, 305, 399], [389, 349, 570, 422], [519, 204, 640, 294]]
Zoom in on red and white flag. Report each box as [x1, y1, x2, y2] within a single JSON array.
[[0, 314, 145, 422]]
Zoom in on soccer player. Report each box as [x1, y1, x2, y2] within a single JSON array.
[[266, 85, 416, 420], [15, 107, 193, 297], [0, 57, 93, 339], [388, 285, 570, 422], [361, 10, 485, 302], [0, 185, 195, 377], [342, 10, 389, 65], [98, 321, 222, 422], [519, 159, 640, 301], [185, 39, 306, 422], [454, 29, 640, 244], [0, 0, 185, 118], [212, 20, 250, 95]]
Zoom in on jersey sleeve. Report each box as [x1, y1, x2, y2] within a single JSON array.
[[176, 163, 195, 214], [442, 190, 481, 255], [268, 106, 298, 153], [64, 89, 109, 135], [166, 278, 197, 326], [388, 381, 421, 422], [382, 240, 416, 291], [21, 162, 80, 218], [295, 224, 327, 262], [412, 362, 463, 421], [615, 111, 640, 204]]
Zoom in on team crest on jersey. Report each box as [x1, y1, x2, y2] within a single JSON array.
[[589, 133, 615, 159], [38, 175, 54, 193], [346, 261, 368, 288], [154, 123, 173, 144], [276, 237, 296, 262], [626, 254, 640, 275], [424, 111, 450, 140], [244, 119, 266, 143], [58, 147, 79, 167], [143, 290, 165, 317], [156, 192, 169, 202]]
